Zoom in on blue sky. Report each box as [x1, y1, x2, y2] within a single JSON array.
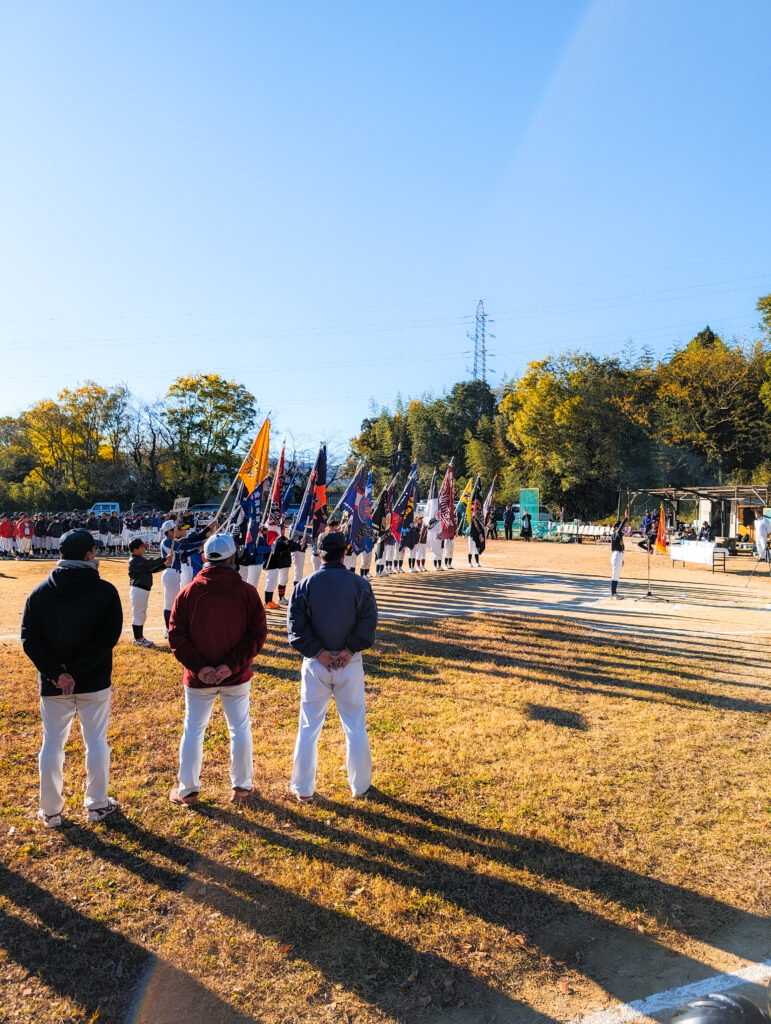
[[2, 0, 770, 455]]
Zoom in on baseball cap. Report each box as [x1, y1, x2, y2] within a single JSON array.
[[161, 520, 176, 534], [318, 530, 346, 556], [203, 534, 237, 562], [59, 529, 97, 560]]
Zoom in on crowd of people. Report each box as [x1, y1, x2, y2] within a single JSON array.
[[0, 509, 202, 559]]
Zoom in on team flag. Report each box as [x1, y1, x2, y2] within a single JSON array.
[[482, 475, 498, 521], [654, 503, 668, 555], [438, 462, 456, 539], [349, 469, 373, 554], [312, 443, 328, 539], [282, 463, 299, 510], [456, 477, 473, 526], [238, 418, 270, 495], [391, 462, 418, 539], [265, 446, 286, 546], [338, 465, 367, 516], [371, 486, 388, 532], [424, 469, 441, 543], [291, 464, 317, 538]]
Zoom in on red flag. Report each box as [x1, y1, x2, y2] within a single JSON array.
[[439, 463, 456, 539], [266, 446, 286, 546]]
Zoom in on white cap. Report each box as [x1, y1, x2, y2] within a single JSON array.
[[203, 534, 237, 562], [161, 520, 176, 534]]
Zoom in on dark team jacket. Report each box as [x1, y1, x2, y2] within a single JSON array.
[[21, 564, 123, 695], [264, 536, 292, 571], [288, 562, 378, 659], [128, 553, 167, 591]]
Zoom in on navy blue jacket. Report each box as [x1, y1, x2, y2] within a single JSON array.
[[21, 564, 123, 695], [287, 562, 378, 659]]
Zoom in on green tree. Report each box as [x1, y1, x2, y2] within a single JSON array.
[[654, 328, 769, 482], [163, 374, 257, 500]]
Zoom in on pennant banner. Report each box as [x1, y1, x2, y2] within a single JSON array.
[[439, 463, 456, 539], [238, 419, 270, 495]]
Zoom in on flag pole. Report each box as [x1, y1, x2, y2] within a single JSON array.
[[259, 442, 285, 530], [290, 457, 317, 541], [212, 414, 271, 525]]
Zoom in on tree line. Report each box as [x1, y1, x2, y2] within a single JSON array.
[[1, 294, 770, 517]]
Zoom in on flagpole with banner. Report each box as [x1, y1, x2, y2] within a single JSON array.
[[328, 462, 365, 523], [637, 502, 671, 603], [211, 417, 270, 534]]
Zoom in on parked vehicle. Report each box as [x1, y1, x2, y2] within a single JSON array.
[[88, 502, 121, 516]]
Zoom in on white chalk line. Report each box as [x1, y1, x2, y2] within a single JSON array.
[[569, 960, 771, 1024]]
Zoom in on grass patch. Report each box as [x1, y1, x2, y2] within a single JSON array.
[[0, 613, 769, 1023]]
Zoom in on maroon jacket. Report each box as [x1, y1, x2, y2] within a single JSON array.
[[168, 564, 267, 688]]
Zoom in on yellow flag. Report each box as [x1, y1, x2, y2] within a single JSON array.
[[238, 418, 270, 494], [458, 478, 473, 522]]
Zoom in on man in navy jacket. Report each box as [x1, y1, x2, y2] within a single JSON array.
[[21, 529, 123, 827], [287, 529, 378, 801]]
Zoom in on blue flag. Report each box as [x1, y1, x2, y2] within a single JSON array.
[[339, 465, 366, 516], [350, 469, 373, 554], [391, 462, 418, 539]]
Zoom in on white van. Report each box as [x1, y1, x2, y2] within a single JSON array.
[[88, 502, 121, 516]]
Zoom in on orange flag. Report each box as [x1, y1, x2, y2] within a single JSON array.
[[238, 418, 270, 495], [654, 503, 668, 554]]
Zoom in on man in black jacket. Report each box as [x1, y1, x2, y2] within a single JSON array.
[[287, 530, 378, 801], [21, 529, 123, 827]]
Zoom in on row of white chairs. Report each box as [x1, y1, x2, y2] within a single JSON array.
[[555, 523, 613, 538]]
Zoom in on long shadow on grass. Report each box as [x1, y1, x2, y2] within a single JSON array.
[[201, 797, 760, 1010], [0, 864, 253, 1024], [370, 622, 771, 713], [63, 817, 555, 1024]]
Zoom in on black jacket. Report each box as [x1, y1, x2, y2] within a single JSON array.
[[287, 562, 378, 659], [128, 553, 167, 590], [21, 564, 123, 695], [264, 536, 292, 571]]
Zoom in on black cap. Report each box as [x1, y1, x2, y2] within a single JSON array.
[[59, 529, 96, 560], [318, 530, 346, 556]]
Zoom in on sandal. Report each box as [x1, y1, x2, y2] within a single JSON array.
[[87, 797, 118, 823], [37, 808, 63, 828], [169, 788, 199, 807], [229, 787, 253, 803]]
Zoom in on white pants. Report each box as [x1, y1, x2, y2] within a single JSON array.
[[0, 537, 11, 553], [343, 553, 356, 571], [468, 537, 480, 555], [428, 534, 442, 559], [413, 543, 426, 561], [239, 564, 263, 589], [290, 654, 371, 798], [17, 537, 31, 554], [129, 586, 150, 626], [360, 550, 372, 571], [180, 563, 194, 588], [610, 550, 623, 582], [177, 681, 253, 797], [161, 568, 180, 612], [444, 538, 455, 558], [309, 550, 321, 572], [264, 566, 289, 592], [291, 549, 306, 583], [39, 689, 112, 815]]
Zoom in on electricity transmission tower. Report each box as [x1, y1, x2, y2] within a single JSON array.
[[467, 300, 495, 381]]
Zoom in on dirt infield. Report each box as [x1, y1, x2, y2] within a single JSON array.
[[1, 538, 769, 642]]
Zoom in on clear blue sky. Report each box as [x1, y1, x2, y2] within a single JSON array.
[[2, 0, 770, 455]]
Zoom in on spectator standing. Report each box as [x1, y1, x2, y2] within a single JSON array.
[[503, 504, 515, 541], [168, 534, 267, 805], [520, 510, 533, 542], [287, 530, 378, 801], [21, 529, 123, 827]]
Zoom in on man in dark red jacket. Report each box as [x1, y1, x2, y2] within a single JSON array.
[[167, 533, 267, 806]]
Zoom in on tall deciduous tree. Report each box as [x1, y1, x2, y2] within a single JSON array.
[[163, 374, 257, 500]]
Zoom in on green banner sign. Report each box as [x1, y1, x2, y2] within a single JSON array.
[[519, 488, 539, 524]]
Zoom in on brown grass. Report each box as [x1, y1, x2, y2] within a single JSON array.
[[0, 609, 769, 1024]]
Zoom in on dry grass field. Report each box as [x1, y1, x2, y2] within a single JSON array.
[[0, 540, 769, 1023]]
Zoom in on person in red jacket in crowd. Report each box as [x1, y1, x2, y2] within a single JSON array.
[[167, 533, 268, 806], [0, 514, 15, 558], [15, 515, 35, 558]]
